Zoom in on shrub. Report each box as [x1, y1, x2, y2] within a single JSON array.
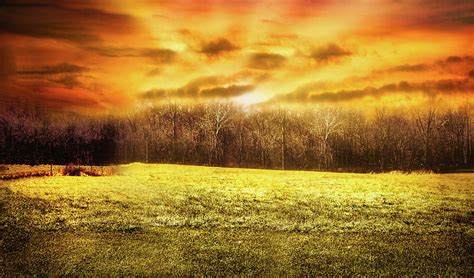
[[62, 165, 117, 176], [0, 164, 8, 172], [63, 164, 84, 176]]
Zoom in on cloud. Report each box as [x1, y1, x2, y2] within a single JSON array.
[[0, 44, 16, 81], [413, 1, 474, 28], [200, 84, 254, 98], [14, 63, 88, 89], [87, 46, 177, 63], [375, 56, 474, 76], [469, 70, 474, 78], [48, 75, 83, 89], [142, 72, 264, 100], [276, 79, 474, 103], [247, 53, 286, 70], [310, 43, 351, 62], [446, 56, 464, 63], [385, 64, 429, 73], [142, 89, 167, 99], [366, 0, 473, 34], [85, 47, 135, 57], [200, 38, 239, 57], [0, 2, 136, 43], [0, 80, 110, 112], [277, 81, 331, 102], [444, 56, 474, 64], [437, 56, 474, 76], [140, 49, 177, 63], [16, 63, 88, 75]]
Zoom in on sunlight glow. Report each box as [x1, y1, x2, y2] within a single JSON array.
[[232, 92, 270, 106]]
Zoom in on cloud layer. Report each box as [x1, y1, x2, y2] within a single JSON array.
[[277, 79, 474, 103], [0, 0, 472, 111]]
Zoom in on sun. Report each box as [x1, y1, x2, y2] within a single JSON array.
[[232, 91, 269, 106]]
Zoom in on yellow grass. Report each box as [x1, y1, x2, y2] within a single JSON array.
[[1, 163, 473, 275]]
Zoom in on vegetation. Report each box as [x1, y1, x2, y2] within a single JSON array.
[[1, 163, 472, 275], [1, 102, 473, 172]]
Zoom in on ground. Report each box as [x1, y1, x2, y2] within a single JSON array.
[[0, 163, 473, 275]]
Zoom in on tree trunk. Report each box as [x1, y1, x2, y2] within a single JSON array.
[[238, 124, 244, 167], [145, 138, 149, 163], [281, 122, 286, 170]]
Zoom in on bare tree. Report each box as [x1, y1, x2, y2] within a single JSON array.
[[1, 101, 473, 172], [415, 107, 437, 168], [201, 102, 233, 165], [271, 107, 289, 170], [310, 107, 341, 170]]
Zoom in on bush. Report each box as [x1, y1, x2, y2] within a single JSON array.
[[63, 164, 84, 176], [0, 165, 8, 172], [62, 164, 116, 176]]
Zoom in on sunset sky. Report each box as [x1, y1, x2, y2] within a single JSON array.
[[0, 0, 473, 112]]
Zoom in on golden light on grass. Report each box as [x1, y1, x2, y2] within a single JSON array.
[[1, 163, 472, 275]]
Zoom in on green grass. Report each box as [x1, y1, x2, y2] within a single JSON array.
[[1, 163, 473, 275]]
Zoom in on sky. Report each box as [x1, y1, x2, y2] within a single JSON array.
[[0, 0, 473, 113]]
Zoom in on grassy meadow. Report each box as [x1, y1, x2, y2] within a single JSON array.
[[1, 163, 473, 275]]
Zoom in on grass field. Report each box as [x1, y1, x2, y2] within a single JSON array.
[[1, 163, 473, 275]]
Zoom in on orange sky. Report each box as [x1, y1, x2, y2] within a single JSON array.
[[0, 0, 473, 112]]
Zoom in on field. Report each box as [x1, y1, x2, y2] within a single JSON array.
[[1, 163, 473, 275]]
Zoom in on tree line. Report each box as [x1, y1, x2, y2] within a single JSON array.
[[0, 102, 472, 172]]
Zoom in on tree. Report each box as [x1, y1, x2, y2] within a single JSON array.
[[201, 102, 233, 165], [415, 108, 437, 169], [310, 107, 341, 170], [1, 101, 472, 172]]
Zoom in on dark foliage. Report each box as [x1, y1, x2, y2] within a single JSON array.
[[62, 165, 84, 176]]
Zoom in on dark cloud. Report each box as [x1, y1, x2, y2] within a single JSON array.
[[17, 63, 88, 75], [9, 62, 89, 91], [142, 73, 264, 100], [277, 79, 474, 103], [278, 81, 330, 102], [146, 68, 162, 77], [444, 56, 474, 64], [446, 56, 464, 63], [86, 47, 137, 57], [87, 46, 177, 63], [435, 56, 474, 73], [310, 43, 351, 62], [142, 89, 168, 99], [415, 2, 474, 28], [385, 64, 429, 73], [434, 56, 474, 76], [141, 49, 177, 63], [375, 56, 474, 76], [378, 0, 473, 31], [0, 80, 104, 111], [423, 11, 473, 27], [469, 70, 474, 78], [0, 2, 135, 43], [200, 38, 239, 57], [0, 0, 100, 9], [247, 53, 286, 70], [48, 75, 83, 89], [166, 76, 227, 98], [200, 84, 254, 98], [0, 44, 16, 81]]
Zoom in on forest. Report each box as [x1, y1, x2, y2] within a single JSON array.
[[0, 102, 472, 173]]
